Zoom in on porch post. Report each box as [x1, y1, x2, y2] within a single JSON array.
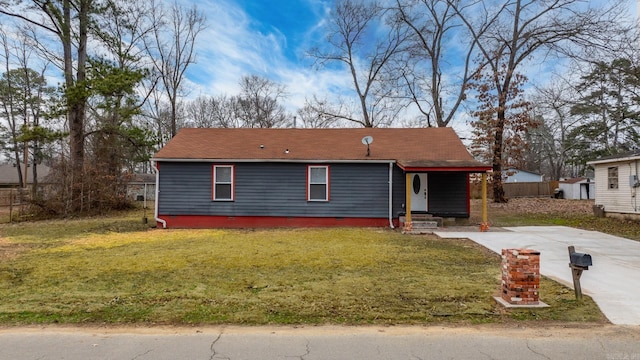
[[405, 173, 412, 230], [481, 172, 489, 231]]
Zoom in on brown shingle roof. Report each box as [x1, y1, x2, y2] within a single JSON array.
[[153, 128, 489, 170]]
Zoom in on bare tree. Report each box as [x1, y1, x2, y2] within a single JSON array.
[[308, 0, 407, 127], [209, 95, 240, 128], [528, 80, 585, 180], [185, 94, 239, 128], [453, 0, 629, 202], [141, 86, 170, 148], [296, 96, 341, 128], [184, 95, 217, 128], [0, 0, 92, 208], [14, 36, 58, 193], [145, 0, 205, 138], [390, 0, 498, 127], [233, 75, 290, 128], [0, 29, 25, 188]]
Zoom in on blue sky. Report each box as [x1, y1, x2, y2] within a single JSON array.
[[234, 0, 323, 59], [182, 0, 638, 132], [184, 0, 342, 111], [2, 0, 636, 133]]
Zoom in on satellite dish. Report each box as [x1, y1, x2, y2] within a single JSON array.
[[361, 136, 373, 156]]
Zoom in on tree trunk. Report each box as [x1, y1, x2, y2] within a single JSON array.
[[12, 145, 24, 189], [7, 111, 24, 188], [65, 0, 89, 211], [31, 148, 38, 198], [68, 102, 85, 208], [170, 98, 177, 137], [493, 109, 507, 203]]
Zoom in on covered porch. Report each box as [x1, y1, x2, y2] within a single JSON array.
[[397, 161, 491, 233]]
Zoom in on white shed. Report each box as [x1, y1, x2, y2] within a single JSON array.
[[558, 177, 595, 200], [127, 173, 156, 201], [503, 168, 544, 183], [587, 152, 640, 219]]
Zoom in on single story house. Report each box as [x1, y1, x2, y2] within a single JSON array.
[[558, 177, 595, 200], [152, 128, 491, 229], [503, 168, 544, 183], [0, 163, 50, 188], [587, 151, 640, 219]]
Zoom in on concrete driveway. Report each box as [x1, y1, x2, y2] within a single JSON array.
[[435, 226, 640, 326]]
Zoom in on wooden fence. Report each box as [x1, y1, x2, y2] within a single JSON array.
[[471, 181, 559, 199]]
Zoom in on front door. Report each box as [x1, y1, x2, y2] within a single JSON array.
[[410, 173, 428, 212]]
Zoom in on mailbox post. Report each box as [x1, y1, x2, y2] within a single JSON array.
[[568, 246, 592, 301]]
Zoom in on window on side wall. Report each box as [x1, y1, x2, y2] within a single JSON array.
[[213, 165, 234, 201], [607, 166, 618, 189], [308, 165, 329, 201]]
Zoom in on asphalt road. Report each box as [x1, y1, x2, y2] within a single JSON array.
[[1, 325, 639, 360]]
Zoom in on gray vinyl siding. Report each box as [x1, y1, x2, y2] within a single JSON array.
[[158, 162, 392, 218], [427, 172, 469, 217], [392, 165, 407, 217]]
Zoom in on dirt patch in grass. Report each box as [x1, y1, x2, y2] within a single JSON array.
[[470, 198, 593, 221], [0, 237, 26, 261], [469, 198, 640, 241]]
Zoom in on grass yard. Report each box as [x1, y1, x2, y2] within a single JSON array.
[[0, 209, 604, 326]]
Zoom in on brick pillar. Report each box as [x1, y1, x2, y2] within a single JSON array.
[[501, 249, 540, 305]]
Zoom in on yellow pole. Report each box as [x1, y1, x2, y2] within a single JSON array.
[[405, 173, 412, 231], [481, 172, 489, 231]]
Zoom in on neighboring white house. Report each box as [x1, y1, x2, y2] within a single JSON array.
[[503, 168, 544, 183], [587, 152, 640, 219], [558, 177, 595, 200]]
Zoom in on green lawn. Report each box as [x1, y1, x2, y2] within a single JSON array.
[[0, 211, 604, 325]]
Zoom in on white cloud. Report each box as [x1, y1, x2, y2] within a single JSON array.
[[182, 0, 356, 114]]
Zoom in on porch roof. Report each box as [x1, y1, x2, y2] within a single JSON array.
[[397, 160, 491, 172]]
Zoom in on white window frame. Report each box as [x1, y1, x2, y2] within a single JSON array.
[[608, 166, 618, 190], [213, 165, 234, 201], [307, 165, 329, 202]]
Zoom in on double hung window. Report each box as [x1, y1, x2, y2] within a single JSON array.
[[308, 165, 329, 201], [607, 167, 618, 189], [213, 165, 234, 200]]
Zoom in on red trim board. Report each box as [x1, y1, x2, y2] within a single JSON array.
[[157, 215, 396, 228]]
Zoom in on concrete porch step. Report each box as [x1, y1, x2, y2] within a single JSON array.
[[408, 214, 443, 226], [402, 218, 443, 235], [412, 220, 440, 229]]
